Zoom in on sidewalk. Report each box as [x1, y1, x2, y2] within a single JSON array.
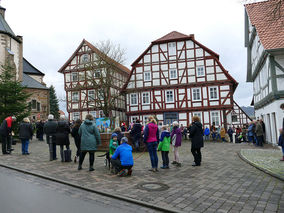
[[0, 139, 283, 213]]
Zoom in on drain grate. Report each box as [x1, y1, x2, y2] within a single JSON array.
[[137, 182, 169, 192]]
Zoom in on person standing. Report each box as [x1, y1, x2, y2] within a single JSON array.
[[210, 122, 216, 142], [71, 119, 82, 163], [255, 120, 264, 147], [227, 127, 234, 143], [143, 116, 159, 172], [78, 114, 101, 171], [43, 114, 58, 161], [278, 129, 284, 161], [158, 126, 171, 169], [220, 127, 226, 142], [0, 116, 16, 155], [19, 117, 33, 155], [189, 116, 204, 166], [56, 115, 71, 162], [171, 121, 182, 167], [247, 121, 256, 144], [130, 119, 142, 151], [260, 119, 266, 143], [204, 126, 210, 141], [36, 120, 45, 141]]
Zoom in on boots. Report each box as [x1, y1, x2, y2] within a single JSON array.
[[89, 166, 94, 171]]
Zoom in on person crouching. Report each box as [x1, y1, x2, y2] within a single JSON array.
[[111, 137, 134, 176]]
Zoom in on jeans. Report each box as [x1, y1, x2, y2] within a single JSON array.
[[110, 158, 132, 173], [256, 136, 263, 146], [204, 135, 210, 141], [21, 139, 29, 154], [134, 138, 140, 151], [79, 151, 95, 167], [212, 133, 216, 141], [60, 144, 70, 161], [146, 142, 158, 169], [282, 147, 284, 156], [161, 151, 169, 167], [229, 134, 233, 143], [191, 147, 202, 165]]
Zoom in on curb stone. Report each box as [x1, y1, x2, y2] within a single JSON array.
[[0, 163, 185, 213], [237, 151, 284, 182]]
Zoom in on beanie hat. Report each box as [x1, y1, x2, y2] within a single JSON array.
[[111, 133, 118, 138], [121, 137, 128, 143]]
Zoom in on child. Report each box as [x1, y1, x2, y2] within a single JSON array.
[[220, 127, 226, 142], [171, 121, 182, 167], [278, 129, 284, 161], [158, 126, 171, 169], [109, 133, 118, 157]]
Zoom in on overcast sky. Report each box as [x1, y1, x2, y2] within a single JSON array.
[[2, 0, 253, 112]]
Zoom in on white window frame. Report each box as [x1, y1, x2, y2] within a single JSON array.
[[131, 116, 139, 124], [169, 69, 177, 79], [73, 112, 80, 120], [71, 72, 78, 82], [94, 69, 101, 78], [130, 93, 138, 106], [211, 111, 220, 126], [142, 92, 150, 105], [143, 115, 149, 126], [196, 66, 205, 77], [144, 71, 151, 82], [193, 112, 202, 123], [168, 42, 176, 56], [192, 88, 201, 101], [88, 90, 95, 101], [82, 54, 89, 63], [166, 90, 174, 103], [72, 91, 79, 102], [209, 86, 218, 100]]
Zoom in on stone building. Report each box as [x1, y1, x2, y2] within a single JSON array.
[[0, 5, 49, 120]]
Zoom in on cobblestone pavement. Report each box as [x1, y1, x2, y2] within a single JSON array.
[[0, 166, 161, 213], [0, 139, 283, 213]]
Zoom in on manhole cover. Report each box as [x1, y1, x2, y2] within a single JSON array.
[[137, 182, 169, 191]]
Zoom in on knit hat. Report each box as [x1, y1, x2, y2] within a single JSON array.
[[121, 137, 128, 143], [111, 133, 118, 138]]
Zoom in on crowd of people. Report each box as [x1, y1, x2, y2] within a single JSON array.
[[1, 104, 284, 177]]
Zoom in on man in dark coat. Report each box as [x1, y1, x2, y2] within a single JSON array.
[[36, 120, 45, 141], [130, 119, 142, 151], [56, 115, 71, 162], [189, 116, 204, 166], [44, 114, 58, 161], [0, 116, 16, 154]]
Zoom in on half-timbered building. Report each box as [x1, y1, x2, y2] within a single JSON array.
[[123, 31, 251, 128], [58, 39, 130, 122], [245, 0, 284, 144]]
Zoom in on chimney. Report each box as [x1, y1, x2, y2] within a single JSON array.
[[0, 5, 5, 19]]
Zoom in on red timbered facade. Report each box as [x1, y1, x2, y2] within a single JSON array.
[[58, 39, 130, 121], [123, 31, 251, 127]]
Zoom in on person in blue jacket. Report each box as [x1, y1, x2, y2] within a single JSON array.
[[204, 126, 210, 141], [111, 137, 134, 176]]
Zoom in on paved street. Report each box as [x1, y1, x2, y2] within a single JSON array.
[[0, 139, 283, 213]]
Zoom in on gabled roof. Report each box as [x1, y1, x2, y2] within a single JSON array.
[[153, 31, 190, 43], [58, 39, 131, 74], [245, 0, 284, 50], [21, 73, 48, 90], [23, 58, 45, 76]]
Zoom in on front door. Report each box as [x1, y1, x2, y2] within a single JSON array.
[[164, 112, 178, 125]]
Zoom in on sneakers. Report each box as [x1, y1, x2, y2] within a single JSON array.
[[171, 161, 177, 165], [118, 169, 126, 176]]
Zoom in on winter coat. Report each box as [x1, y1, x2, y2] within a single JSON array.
[[247, 124, 255, 137], [0, 117, 13, 136], [130, 123, 142, 140], [78, 119, 101, 151], [158, 130, 171, 151], [170, 126, 182, 147], [144, 122, 159, 143], [44, 120, 58, 136], [19, 122, 33, 140], [55, 121, 70, 146], [278, 135, 284, 148], [204, 128, 210, 136], [109, 139, 118, 155], [255, 122, 264, 137], [111, 142, 134, 166], [71, 125, 81, 146], [220, 128, 226, 138], [113, 130, 123, 145], [36, 121, 44, 136], [227, 128, 233, 135], [189, 121, 204, 149]]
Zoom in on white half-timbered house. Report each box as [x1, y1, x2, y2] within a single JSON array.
[[123, 31, 251, 128], [245, 1, 284, 144], [58, 39, 130, 121]]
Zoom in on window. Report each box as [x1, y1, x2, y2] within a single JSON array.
[[232, 114, 238, 122], [197, 66, 205, 77], [166, 90, 174, 103], [72, 72, 78, 82], [72, 92, 79, 102], [211, 111, 220, 126], [143, 115, 149, 126], [170, 69, 177, 79], [209, 87, 218, 100], [73, 112, 80, 120], [144, 72, 151, 81], [82, 54, 89, 63], [90, 111, 96, 119], [94, 69, 101, 78], [168, 42, 176, 55], [31, 100, 37, 110], [79, 72, 85, 81], [142, 92, 150, 105], [98, 90, 104, 101], [37, 102, 41, 111], [130, 93, 138, 106], [88, 90, 95, 101], [192, 88, 201, 101], [193, 112, 202, 123], [131, 116, 139, 124]]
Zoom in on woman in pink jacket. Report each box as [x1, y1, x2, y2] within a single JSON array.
[[143, 116, 159, 172]]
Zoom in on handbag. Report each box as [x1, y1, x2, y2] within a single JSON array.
[[171, 134, 176, 146]]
